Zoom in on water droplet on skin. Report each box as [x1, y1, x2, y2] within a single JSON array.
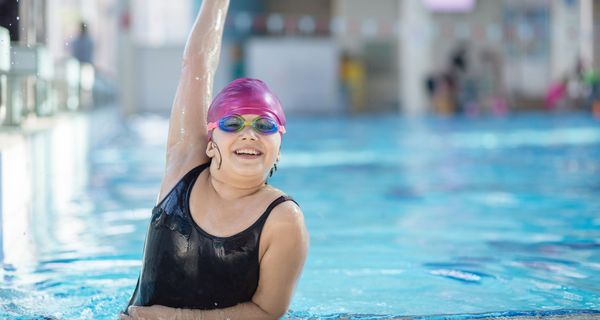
[[16, 17, 20, 21], [195, 76, 200, 80]]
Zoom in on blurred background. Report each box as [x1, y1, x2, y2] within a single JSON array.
[[1, 0, 600, 319], [1, 0, 599, 118]]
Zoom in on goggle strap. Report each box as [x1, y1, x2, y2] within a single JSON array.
[[207, 122, 218, 132]]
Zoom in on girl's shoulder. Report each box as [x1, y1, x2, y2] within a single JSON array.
[[262, 187, 303, 226]]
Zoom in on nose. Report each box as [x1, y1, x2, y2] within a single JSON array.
[[240, 126, 258, 140]]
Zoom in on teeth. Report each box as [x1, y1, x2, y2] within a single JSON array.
[[235, 148, 261, 156]]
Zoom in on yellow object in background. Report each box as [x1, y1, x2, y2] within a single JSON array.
[[340, 54, 366, 113]]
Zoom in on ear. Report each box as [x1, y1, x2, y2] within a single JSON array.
[[206, 141, 215, 158]]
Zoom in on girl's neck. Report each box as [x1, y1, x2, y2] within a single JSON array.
[[208, 168, 267, 201]]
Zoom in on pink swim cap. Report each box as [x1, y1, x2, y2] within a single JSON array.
[[207, 78, 286, 138]]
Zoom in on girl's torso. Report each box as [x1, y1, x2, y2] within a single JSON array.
[[127, 162, 296, 310]]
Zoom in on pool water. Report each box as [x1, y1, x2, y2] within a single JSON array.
[[1, 110, 600, 319]]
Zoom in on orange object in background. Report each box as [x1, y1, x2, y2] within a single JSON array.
[[593, 101, 600, 119]]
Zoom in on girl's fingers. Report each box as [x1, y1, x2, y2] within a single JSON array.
[[119, 312, 133, 320], [127, 306, 142, 318]]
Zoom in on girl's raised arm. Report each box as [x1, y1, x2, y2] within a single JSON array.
[[165, 0, 230, 167], [156, 0, 229, 203]]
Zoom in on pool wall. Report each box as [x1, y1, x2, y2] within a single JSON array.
[[0, 107, 121, 268], [0, 153, 3, 263]]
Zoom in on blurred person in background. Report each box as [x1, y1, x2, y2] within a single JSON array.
[[583, 68, 600, 117], [340, 51, 366, 113], [566, 57, 587, 108], [450, 43, 469, 114], [428, 44, 471, 116], [71, 21, 96, 108], [431, 72, 457, 115], [231, 42, 246, 79], [71, 21, 94, 65], [478, 49, 508, 116], [121, 0, 309, 319], [580, 62, 599, 113]]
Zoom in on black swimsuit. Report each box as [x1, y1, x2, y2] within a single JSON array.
[[126, 162, 297, 310]]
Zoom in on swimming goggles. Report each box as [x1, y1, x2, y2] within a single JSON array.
[[207, 115, 286, 135]]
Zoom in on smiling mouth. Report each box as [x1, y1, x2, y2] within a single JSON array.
[[233, 149, 263, 157]]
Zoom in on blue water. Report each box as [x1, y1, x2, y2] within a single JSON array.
[[1, 111, 600, 319]]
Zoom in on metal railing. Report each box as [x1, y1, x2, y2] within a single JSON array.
[[0, 26, 94, 127], [0, 28, 10, 125]]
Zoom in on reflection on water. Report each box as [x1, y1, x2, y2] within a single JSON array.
[[1, 134, 35, 266], [1, 111, 600, 319], [1, 108, 141, 319], [1, 114, 92, 269]]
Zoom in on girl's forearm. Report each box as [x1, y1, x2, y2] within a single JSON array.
[[178, 301, 279, 320], [183, 0, 230, 72], [125, 301, 280, 320]]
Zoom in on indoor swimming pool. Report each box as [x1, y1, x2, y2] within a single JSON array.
[[1, 110, 599, 319]]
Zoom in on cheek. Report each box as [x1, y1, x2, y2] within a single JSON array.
[[265, 136, 281, 157], [268, 141, 281, 162], [211, 132, 234, 148]]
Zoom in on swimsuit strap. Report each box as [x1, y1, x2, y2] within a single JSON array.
[[155, 162, 210, 209], [268, 195, 298, 210], [255, 195, 298, 225], [185, 162, 211, 180]]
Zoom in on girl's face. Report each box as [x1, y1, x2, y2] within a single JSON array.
[[207, 114, 281, 180]]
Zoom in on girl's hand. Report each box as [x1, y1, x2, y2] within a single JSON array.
[[119, 312, 132, 320], [120, 305, 181, 320]]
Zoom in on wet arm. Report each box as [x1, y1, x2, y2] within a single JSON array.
[[166, 0, 230, 165], [126, 301, 279, 320], [158, 0, 229, 201]]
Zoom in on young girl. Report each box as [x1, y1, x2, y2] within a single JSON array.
[[120, 1, 309, 319]]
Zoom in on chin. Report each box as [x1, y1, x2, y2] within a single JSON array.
[[232, 164, 267, 178]]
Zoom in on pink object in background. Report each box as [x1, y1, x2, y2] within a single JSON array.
[[423, 0, 476, 12], [544, 81, 567, 110]]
